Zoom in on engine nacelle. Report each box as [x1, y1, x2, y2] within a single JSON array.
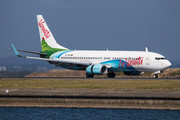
[[123, 71, 144, 75], [86, 64, 108, 75]]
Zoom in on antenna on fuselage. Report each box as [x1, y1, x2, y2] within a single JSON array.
[[145, 47, 148, 52]]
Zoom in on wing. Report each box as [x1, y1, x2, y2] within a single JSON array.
[[9, 48, 47, 56], [11, 43, 90, 70]]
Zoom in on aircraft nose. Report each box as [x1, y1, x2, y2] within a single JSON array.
[[166, 60, 171, 68]]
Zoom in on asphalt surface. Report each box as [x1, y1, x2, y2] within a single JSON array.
[[0, 88, 180, 99], [1, 77, 180, 80]]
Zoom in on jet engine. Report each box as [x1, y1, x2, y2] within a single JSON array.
[[86, 64, 108, 75], [123, 71, 144, 75]]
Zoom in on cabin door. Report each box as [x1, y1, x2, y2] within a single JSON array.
[[146, 56, 150, 65]]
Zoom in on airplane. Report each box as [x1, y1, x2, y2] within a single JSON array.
[[11, 15, 171, 78]]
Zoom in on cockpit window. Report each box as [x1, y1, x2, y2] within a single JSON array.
[[155, 57, 166, 60]]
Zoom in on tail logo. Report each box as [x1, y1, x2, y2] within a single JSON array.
[[38, 19, 51, 39]]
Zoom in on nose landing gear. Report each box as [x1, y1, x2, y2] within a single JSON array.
[[153, 74, 158, 78]]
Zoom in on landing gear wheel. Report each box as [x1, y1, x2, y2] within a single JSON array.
[[153, 74, 158, 78], [107, 72, 115, 78], [86, 73, 94, 78]]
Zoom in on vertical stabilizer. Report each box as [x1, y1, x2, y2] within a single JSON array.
[[37, 15, 68, 51]]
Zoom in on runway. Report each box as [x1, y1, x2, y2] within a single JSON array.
[[0, 88, 180, 110], [1, 77, 180, 110], [1, 77, 180, 80]]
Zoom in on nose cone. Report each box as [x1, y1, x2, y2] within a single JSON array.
[[165, 60, 171, 68]]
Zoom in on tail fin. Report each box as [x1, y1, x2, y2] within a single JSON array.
[[37, 15, 69, 52]]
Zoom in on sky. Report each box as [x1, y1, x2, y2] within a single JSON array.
[[0, 0, 180, 62]]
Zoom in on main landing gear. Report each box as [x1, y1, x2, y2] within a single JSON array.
[[107, 72, 115, 78], [86, 73, 94, 78], [86, 72, 115, 78], [153, 74, 158, 78]]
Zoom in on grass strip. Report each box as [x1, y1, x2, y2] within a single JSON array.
[[0, 79, 180, 90]]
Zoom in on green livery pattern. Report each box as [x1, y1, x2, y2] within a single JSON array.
[[41, 38, 69, 58]]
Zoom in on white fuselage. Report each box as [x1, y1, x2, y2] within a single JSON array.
[[50, 50, 171, 72]]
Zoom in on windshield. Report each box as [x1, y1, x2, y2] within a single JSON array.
[[155, 57, 166, 60]]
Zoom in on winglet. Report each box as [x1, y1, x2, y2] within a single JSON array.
[[145, 47, 148, 52], [11, 43, 26, 58]]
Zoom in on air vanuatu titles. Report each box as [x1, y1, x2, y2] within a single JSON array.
[[38, 19, 51, 39], [11, 15, 171, 78]]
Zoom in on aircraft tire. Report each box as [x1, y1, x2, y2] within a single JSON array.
[[86, 73, 94, 78], [153, 74, 158, 78], [107, 72, 115, 78]]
